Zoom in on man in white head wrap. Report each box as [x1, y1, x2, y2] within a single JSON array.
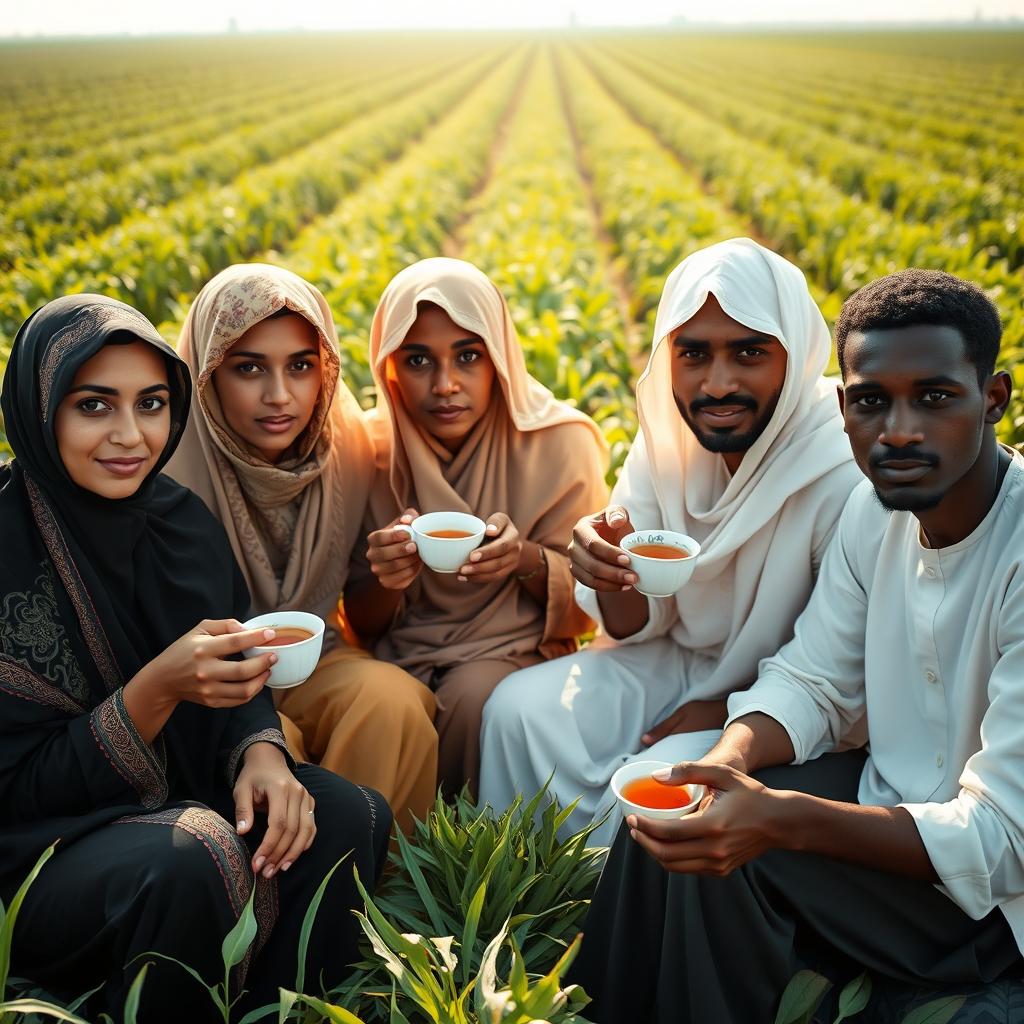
[[479, 238, 862, 844]]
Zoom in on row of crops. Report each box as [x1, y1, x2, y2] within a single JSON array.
[[2, 30, 1023, 461]]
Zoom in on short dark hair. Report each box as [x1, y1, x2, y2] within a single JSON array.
[[835, 269, 1002, 384]]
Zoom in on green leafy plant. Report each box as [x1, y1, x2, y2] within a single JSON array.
[[775, 969, 966, 1024], [336, 787, 603, 1021]]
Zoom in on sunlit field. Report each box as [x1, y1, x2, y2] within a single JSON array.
[[1, 29, 1022, 465]]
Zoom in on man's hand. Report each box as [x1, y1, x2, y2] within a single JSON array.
[[628, 762, 783, 876], [568, 505, 639, 592], [641, 699, 730, 746]]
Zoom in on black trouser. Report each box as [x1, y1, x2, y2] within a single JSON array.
[[13, 764, 391, 1023], [572, 751, 1021, 1024]]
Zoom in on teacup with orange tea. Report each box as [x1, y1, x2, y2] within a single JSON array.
[[397, 511, 487, 574], [242, 611, 325, 689], [611, 759, 704, 821], [619, 530, 701, 597]]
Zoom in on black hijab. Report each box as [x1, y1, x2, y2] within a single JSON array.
[[1, 294, 242, 682]]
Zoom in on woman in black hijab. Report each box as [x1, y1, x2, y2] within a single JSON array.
[[0, 295, 391, 1022]]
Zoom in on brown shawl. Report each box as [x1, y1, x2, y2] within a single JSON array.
[[362, 258, 609, 680], [166, 263, 374, 642]]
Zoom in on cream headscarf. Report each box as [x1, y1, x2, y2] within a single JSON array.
[[597, 238, 859, 696], [166, 263, 374, 635], [363, 258, 609, 679]]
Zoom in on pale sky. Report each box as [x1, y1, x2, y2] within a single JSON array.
[[3, 0, 1024, 35]]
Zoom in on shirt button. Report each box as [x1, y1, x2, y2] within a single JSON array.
[[925, 566, 937, 578], [936, 754, 944, 768], [925, 670, 937, 683]]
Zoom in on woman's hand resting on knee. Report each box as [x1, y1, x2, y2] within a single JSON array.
[[235, 742, 316, 879]]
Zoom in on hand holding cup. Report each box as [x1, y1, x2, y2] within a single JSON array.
[[457, 512, 522, 584], [569, 504, 639, 593], [367, 507, 424, 591]]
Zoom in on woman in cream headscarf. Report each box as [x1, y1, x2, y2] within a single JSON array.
[[167, 263, 437, 833], [344, 258, 609, 797], [480, 238, 863, 842]]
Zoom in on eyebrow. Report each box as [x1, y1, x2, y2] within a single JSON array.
[[401, 338, 484, 352], [67, 383, 170, 397], [671, 336, 775, 349], [845, 375, 964, 393], [226, 349, 319, 360]]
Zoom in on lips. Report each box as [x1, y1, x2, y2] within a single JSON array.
[[874, 459, 936, 484], [256, 415, 297, 435], [429, 406, 468, 423], [96, 457, 147, 477], [697, 405, 751, 428]]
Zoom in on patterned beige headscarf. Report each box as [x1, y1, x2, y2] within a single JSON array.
[[166, 263, 374, 632]]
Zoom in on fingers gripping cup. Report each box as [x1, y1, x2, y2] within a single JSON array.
[[620, 530, 701, 598], [611, 760, 705, 822], [398, 511, 487, 574], [243, 611, 325, 689]]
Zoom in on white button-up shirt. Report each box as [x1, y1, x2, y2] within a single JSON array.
[[727, 453, 1024, 951]]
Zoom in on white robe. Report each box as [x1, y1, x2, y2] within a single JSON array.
[[479, 239, 861, 844]]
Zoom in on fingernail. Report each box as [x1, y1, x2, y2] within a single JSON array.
[[281, 861, 292, 872], [469, 552, 481, 562], [617, 555, 631, 565], [253, 856, 265, 871], [630, 828, 638, 840], [236, 820, 247, 832], [457, 575, 467, 582], [263, 628, 276, 640], [269, 654, 278, 664], [405, 543, 416, 553], [624, 573, 637, 584], [263, 865, 275, 878], [652, 768, 672, 780], [641, 733, 652, 744], [627, 815, 637, 828], [486, 526, 498, 534], [621, 585, 631, 591]]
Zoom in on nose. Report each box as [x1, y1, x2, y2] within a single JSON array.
[[432, 362, 458, 396], [700, 356, 739, 400], [264, 370, 290, 407], [879, 402, 925, 449], [110, 410, 143, 449]]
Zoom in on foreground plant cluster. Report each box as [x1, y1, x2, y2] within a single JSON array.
[[2, 32, 1023, 461], [0, 790, 602, 1024]]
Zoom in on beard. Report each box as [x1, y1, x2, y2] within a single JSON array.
[[674, 389, 781, 455], [871, 486, 946, 513]]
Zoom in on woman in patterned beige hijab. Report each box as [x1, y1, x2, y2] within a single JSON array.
[[168, 263, 436, 833]]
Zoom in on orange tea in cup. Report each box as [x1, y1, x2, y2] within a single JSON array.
[[621, 776, 694, 809], [630, 543, 690, 560], [260, 627, 315, 647], [426, 529, 475, 539]]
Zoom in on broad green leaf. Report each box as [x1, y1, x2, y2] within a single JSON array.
[[833, 972, 871, 1022], [774, 969, 832, 1024], [222, 890, 259, 972], [899, 996, 967, 1024]]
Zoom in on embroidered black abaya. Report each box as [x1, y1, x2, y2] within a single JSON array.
[[0, 296, 391, 1022]]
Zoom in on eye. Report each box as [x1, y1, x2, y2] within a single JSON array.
[[922, 390, 953, 404], [739, 347, 767, 359], [404, 353, 430, 369], [852, 395, 886, 408], [457, 349, 483, 364], [76, 397, 111, 414], [676, 348, 706, 361], [236, 362, 263, 375], [138, 396, 167, 413], [289, 359, 316, 373]]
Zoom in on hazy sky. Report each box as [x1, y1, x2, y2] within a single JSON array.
[[4, 0, 1024, 35]]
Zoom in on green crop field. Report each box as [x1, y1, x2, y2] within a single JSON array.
[[1, 30, 1023, 463]]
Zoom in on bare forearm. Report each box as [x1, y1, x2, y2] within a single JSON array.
[[122, 669, 177, 745], [516, 541, 550, 603], [596, 589, 650, 639], [773, 790, 938, 881], [343, 576, 404, 644], [706, 712, 797, 773]]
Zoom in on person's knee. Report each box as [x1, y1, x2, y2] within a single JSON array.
[[480, 662, 551, 736], [301, 769, 394, 854]]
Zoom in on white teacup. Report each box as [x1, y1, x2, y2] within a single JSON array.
[[610, 759, 705, 822], [620, 530, 701, 598], [242, 611, 325, 690], [398, 511, 487, 574]]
